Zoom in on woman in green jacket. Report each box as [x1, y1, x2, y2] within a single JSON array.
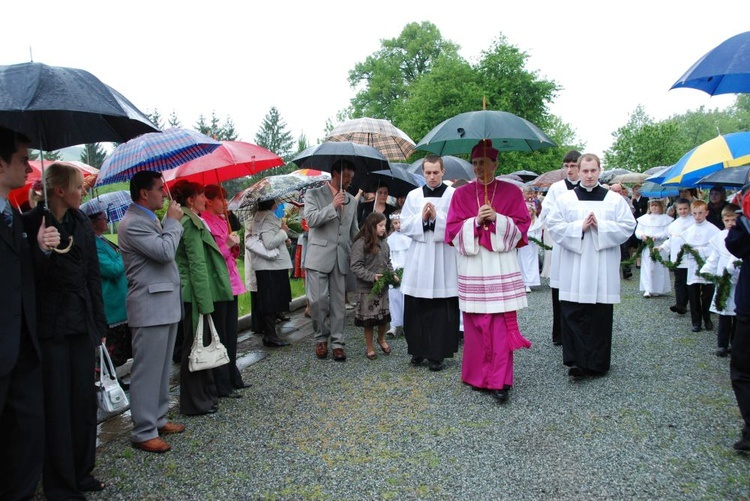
[[173, 181, 236, 416]]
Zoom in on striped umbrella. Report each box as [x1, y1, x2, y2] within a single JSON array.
[[662, 132, 750, 186], [96, 128, 221, 186], [325, 117, 416, 162], [80, 190, 132, 223]]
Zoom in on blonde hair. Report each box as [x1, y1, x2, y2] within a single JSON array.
[[44, 162, 83, 196]]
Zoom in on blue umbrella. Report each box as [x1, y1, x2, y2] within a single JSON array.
[[80, 190, 132, 223], [671, 31, 750, 95], [639, 181, 680, 198], [96, 128, 221, 186]]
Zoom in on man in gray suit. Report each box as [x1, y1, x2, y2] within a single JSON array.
[[119, 171, 185, 453], [304, 159, 358, 361]]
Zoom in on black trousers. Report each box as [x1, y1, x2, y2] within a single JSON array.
[[688, 283, 715, 327], [718, 314, 737, 349], [674, 268, 688, 309], [211, 298, 245, 394], [180, 303, 219, 415], [0, 327, 44, 500], [561, 301, 614, 374], [41, 333, 97, 501], [731, 315, 750, 433]]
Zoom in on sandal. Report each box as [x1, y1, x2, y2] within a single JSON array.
[[366, 350, 377, 360], [377, 340, 392, 355]]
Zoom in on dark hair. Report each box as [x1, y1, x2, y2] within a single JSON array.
[[354, 212, 386, 254], [256, 198, 276, 212], [723, 203, 740, 217], [172, 180, 204, 206], [710, 185, 726, 194], [422, 154, 444, 170], [562, 150, 581, 164], [679, 187, 698, 198], [130, 170, 162, 202], [0, 126, 31, 164], [204, 184, 227, 200], [331, 159, 356, 175], [675, 197, 691, 206]]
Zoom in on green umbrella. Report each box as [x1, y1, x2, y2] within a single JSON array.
[[415, 110, 556, 155]]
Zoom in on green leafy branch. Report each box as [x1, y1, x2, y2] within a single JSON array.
[[623, 238, 740, 311], [529, 235, 552, 251], [370, 268, 403, 298]]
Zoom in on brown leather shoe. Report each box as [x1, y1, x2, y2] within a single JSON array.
[[132, 437, 171, 453], [158, 422, 186, 435], [332, 348, 347, 362], [315, 342, 328, 359]]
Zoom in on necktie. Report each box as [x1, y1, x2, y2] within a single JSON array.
[[2, 203, 13, 229]]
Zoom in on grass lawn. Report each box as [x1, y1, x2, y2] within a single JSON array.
[[236, 258, 305, 317]]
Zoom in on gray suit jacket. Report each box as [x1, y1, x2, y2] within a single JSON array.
[[304, 184, 358, 274], [118, 204, 183, 328]]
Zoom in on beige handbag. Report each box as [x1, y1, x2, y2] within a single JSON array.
[[188, 314, 230, 372]]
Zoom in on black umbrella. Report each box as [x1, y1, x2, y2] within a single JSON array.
[[0, 62, 158, 150], [368, 164, 424, 198], [509, 169, 538, 182], [408, 155, 475, 181], [291, 141, 389, 192], [696, 164, 750, 188]]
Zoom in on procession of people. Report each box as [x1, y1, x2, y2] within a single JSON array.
[[3, 112, 750, 500]]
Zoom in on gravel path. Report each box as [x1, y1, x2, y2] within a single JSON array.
[[85, 272, 750, 500]]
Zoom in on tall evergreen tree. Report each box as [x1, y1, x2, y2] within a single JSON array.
[[168, 111, 182, 128], [146, 109, 165, 130], [30, 149, 62, 161], [80, 143, 107, 168], [196, 111, 238, 141], [255, 106, 294, 161]]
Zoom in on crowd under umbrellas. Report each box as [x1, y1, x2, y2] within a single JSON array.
[[3, 30, 750, 498]]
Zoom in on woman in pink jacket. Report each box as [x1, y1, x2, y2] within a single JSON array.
[[203, 185, 250, 392]]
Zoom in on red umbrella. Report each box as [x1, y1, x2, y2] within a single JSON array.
[[9, 159, 99, 209], [162, 140, 284, 186]]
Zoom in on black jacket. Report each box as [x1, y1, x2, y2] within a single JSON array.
[[726, 215, 750, 317], [22, 204, 107, 345]]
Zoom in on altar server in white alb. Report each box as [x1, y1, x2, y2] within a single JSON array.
[[659, 198, 694, 315], [386, 211, 410, 336], [634, 198, 672, 297], [546, 153, 636, 378], [517, 200, 541, 292], [399, 154, 460, 372], [682, 200, 720, 333], [539, 150, 581, 345]]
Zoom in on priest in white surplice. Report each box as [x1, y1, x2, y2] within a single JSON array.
[[400, 155, 460, 371], [546, 153, 636, 377]]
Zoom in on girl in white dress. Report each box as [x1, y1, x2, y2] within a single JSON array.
[[635, 199, 672, 297]]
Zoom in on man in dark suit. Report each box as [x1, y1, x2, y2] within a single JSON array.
[[0, 126, 60, 499], [118, 171, 186, 453]]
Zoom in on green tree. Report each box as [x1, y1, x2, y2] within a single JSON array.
[[80, 143, 107, 168], [604, 106, 684, 171], [348, 21, 460, 120], [255, 106, 294, 161], [146, 109, 165, 130], [168, 111, 182, 128], [195, 111, 238, 141], [30, 149, 62, 161]]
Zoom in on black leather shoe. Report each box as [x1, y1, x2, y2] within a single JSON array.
[[705, 321, 714, 330], [492, 389, 509, 403], [428, 359, 444, 371], [734, 436, 750, 451], [234, 382, 252, 389], [227, 391, 244, 399], [716, 347, 729, 358], [568, 367, 586, 377], [263, 338, 290, 348], [410, 356, 424, 366], [691, 325, 702, 332]]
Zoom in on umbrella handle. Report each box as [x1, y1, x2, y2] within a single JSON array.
[[51, 236, 74, 254]]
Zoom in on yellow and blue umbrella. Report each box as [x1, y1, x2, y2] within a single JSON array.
[[661, 132, 750, 186]]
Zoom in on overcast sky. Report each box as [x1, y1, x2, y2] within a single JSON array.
[[3, 1, 747, 159]]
